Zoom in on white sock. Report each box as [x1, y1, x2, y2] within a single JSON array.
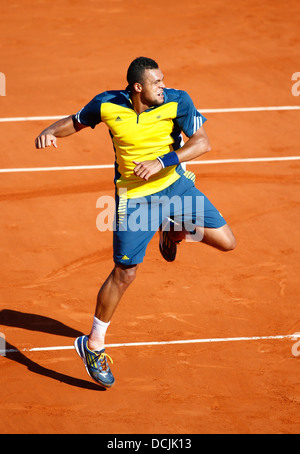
[[88, 316, 110, 351]]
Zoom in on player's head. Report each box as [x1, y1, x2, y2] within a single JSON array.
[[127, 57, 159, 87], [127, 57, 165, 106]]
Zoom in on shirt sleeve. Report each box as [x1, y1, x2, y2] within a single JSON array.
[[175, 91, 207, 137], [75, 94, 102, 129]]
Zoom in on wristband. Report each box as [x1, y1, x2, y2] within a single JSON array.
[[157, 151, 179, 169]]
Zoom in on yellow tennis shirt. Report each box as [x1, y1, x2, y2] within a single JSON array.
[[75, 88, 206, 198]]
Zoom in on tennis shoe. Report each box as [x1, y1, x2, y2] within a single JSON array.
[[74, 335, 115, 388], [159, 217, 182, 262]]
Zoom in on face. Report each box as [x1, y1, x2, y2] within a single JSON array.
[[136, 68, 165, 107]]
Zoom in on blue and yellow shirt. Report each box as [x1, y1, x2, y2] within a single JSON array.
[[75, 88, 206, 198]]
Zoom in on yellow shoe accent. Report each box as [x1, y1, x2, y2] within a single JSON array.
[[100, 352, 113, 365]]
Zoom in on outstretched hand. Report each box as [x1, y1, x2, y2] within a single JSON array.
[[35, 132, 58, 149], [133, 159, 163, 181]]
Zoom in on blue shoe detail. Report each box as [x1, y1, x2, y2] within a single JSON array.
[[74, 335, 115, 388]]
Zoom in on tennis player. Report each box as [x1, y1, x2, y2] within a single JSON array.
[[35, 57, 236, 388]]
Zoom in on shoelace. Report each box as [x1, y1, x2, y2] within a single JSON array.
[[98, 352, 113, 372]]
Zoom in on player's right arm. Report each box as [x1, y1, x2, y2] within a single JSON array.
[[35, 114, 88, 149]]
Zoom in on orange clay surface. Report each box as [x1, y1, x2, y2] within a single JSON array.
[[0, 0, 300, 434]]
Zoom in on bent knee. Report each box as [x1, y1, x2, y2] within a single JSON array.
[[221, 234, 237, 251], [114, 264, 138, 287]]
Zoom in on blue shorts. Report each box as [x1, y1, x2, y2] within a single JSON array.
[[113, 171, 226, 265]]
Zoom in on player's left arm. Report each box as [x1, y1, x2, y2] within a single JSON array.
[[133, 125, 210, 181], [175, 125, 211, 162]]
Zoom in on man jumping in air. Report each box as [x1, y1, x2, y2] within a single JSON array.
[[35, 57, 236, 388]]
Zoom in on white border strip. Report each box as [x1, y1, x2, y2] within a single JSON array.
[[0, 106, 299, 123], [2, 333, 300, 354], [0, 156, 299, 174]]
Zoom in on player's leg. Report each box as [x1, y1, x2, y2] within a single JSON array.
[[75, 194, 155, 388], [159, 171, 236, 259], [94, 263, 138, 325], [164, 221, 236, 261], [198, 223, 236, 251], [189, 184, 236, 251], [74, 264, 140, 389]]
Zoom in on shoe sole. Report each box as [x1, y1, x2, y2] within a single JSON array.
[[74, 337, 114, 389], [159, 217, 181, 262], [159, 230, 176, 262]]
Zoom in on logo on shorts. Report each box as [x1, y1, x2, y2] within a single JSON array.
[[121, 255, 130, 260]]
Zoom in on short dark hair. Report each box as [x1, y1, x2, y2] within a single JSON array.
[[127, 57, 159, 87]]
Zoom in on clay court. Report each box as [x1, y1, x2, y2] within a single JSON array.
[[0, 0, 299, 434]]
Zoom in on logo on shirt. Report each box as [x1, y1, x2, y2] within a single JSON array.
[[115, 116, 123, 122]]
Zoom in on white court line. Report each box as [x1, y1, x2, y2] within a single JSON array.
[[0, 164, 114, 173], [1, 333, 300, 354], [0, 105, 299, 173], [0, 115, 66, 123], [0, 105, 300, 123], [188, 156, 300, 165], [0, 156, 300, 174], [200, 106, 300, 113]]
